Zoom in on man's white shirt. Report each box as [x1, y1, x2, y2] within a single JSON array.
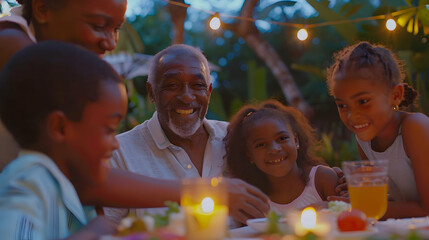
[[104, 112, 228, 223]]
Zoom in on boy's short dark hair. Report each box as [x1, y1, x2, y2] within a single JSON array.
[[0, 41, 123, 148]]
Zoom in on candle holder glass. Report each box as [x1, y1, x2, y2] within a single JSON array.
[[181, 177, 228, 240], [286, 207, 332, 238]]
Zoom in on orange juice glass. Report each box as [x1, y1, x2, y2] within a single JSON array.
[[342, 160, 389, 222]]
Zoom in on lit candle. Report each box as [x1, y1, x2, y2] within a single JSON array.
[[181, 178, 228, 240], [294, 207, 331, 237]]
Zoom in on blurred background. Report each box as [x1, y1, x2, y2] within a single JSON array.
[[2, 0, 428, 167]]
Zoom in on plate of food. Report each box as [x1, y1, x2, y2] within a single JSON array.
[[246, 212, 289, 234], [101, 201, 186, 240], [246, 218, 270, 232], [328, 207, 378, 239]]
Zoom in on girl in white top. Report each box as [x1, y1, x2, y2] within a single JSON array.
[[326, 42, 429, 218], [224, 100, 339, 215]]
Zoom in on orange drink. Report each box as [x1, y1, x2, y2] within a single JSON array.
[[349, 184, 388, 220], [342, 160, 389, 222]]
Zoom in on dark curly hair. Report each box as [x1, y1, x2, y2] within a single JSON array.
[[17, 0, 68, 24], [326, 42, 418, 109], [224, 99, 324, 194], [0, 41, 123, 148]]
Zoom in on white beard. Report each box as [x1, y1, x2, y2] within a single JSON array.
[[168, 118, 202, 138]]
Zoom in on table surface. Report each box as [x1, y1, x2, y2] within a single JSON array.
[[229, 226, 260, 239], [102, 216, 429, 240], [228, 217, 429, 240]]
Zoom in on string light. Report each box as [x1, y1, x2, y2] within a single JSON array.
[[386, 18, 397, 31], [161, 0, 427, 38], [209, 14, 221, 30], [162, 0, 423, 28], [297, 28, 308, 41]]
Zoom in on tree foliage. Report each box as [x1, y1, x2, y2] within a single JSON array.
[[119, 0, 429, 166]]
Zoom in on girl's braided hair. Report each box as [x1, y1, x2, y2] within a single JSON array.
[[326, 42, 418, 108]]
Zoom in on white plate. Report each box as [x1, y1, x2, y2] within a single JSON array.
[[246, 218, 289, 233], [375, 217, 429, 236], [246, 218, 269, 232], [332, 228, 376, 240]]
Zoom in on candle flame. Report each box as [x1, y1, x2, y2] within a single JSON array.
[[301, 207, 316, 229], [201, 197, 215, 213]]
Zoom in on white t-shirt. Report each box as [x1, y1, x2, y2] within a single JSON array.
[[269, 165, 323, 214], [356, 127, 419, 202]]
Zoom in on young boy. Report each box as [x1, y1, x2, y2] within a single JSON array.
[[0, 41, 128, 239]]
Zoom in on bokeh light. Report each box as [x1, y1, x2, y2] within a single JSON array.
[[297, 28, 309, 41], [386, 19, 397, 31], [209, 16, 221, 30]]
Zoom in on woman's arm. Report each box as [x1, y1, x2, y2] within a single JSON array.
[[315, 165, 340, 201], [76, 168, 182, 208], [0, 22, 34, 71], [76, 169, 269, 224], [0, 24, 34, 173], [383, 112, 429, 218]]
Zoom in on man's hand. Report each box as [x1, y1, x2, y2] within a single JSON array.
[[67, 216, 117, 239], [332, 167, 348, 196], [225, 178, 270, 224]]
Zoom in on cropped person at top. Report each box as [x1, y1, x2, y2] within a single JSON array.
[[0, 0, 127, 169], [104, 44, 270, 225], [326, 42, 429, 218]]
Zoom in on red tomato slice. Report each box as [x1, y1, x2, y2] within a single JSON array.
[[337, 209, 367, 232]]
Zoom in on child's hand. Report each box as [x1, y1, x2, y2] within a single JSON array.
[[327, 195, 350, 203], [332, 167, 348, 196], [67, 216, 118, 239]]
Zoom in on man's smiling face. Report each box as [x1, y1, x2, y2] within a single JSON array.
[[150, 50, 211, 138]]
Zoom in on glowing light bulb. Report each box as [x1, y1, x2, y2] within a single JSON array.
[[201, 197, 215, 213], [297, 28, 308, 41], [301, 207, 316, 229], [386, 19, 397, 31], [209, 16, 221, 30]]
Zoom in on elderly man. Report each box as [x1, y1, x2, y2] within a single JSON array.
[[104, 44, 269, 224]]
